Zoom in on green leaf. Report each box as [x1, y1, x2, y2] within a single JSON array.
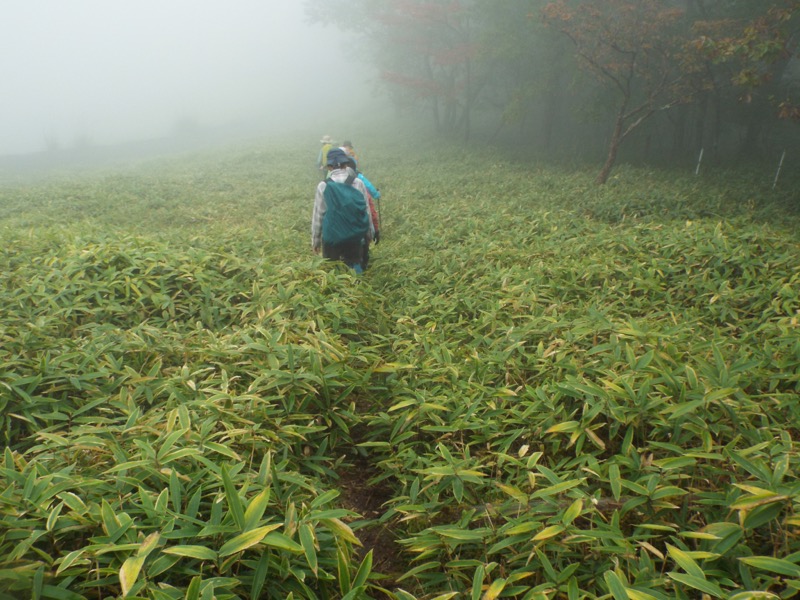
[[609, 464, 621, 501], [472, 563, 486, 600], [218, 524, 282, 557], [530, 478, 583, 499], [433, 526, 489, 541], [307, 508, 355, 520], [533, 524, 565, 541], [341, 587, 367, 600], [250, 552, 270, 600], [738, 556, 800, 578], [262, 532, 303, 553], [119, 555, 145, 597], [156, 428, 188, 462], [100, 499, 121, 536], [725, 449, 771, 483], [39, 586, 86, 600], [536, 549, 558, 582], [204, 441, 242, 460], [169, 469, 182, 514], [337, 545, 351, 595], [310, 488, 339, 508], [58, 492, 87, 514], [652, 456, 697, 470], [33, 566, 43, 600], [730, 490, 786, 510], [373, 362, 416, 373], [299, 523, 318, 575], [55, 549, 87, 575], [243, 488, 271, 530], [322, 518, 361, 546], [185, 575, 201, 600], [626, 589, 662, 600], [46, 501, 64, 533], [604, 570, 629, 600], [495, 482, 528, 502], [667, 544, 705, 579], [744, 502, 784, 530], [503, 521, 540, 536], [483, 578, 507, 600], [221, 466, 245, 531], [650, 486, 688, 501], [138, 532, 161, 557], [667, 572, 725, 598], [545, 421, 579, 433], [352, 549, 373, 590], [161, 546, 218, 561], [562, 499, 583, 526]]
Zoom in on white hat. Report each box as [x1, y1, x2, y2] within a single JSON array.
[[320, 134, 333, 144]]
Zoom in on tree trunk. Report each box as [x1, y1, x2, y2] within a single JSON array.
[[596, 107, 626, 184], [740, 108, 764, 157], [463, 26, 472, 144], [670, 105, 687, 159], [710, 89, 722, 161], [693, 93, 708, 153], [423, 56, 441, 132], [541, 67, 561, 149], [463, 55, 471, 143], [431, 98, 441, 132]]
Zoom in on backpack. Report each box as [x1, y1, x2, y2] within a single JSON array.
[[321, 177, 370, 246]]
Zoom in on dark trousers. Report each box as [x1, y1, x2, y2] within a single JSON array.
[[362, 238, 371, 270], [322, 239, 363, 269]]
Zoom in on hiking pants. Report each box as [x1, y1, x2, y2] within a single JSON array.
[[362, 238, 371, 270], [322, 240, 363, 270]]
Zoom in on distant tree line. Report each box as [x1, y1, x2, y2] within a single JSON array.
[[306, 0, 799, 183]]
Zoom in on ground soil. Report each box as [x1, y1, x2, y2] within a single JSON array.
[[336, 454, 409, 594]]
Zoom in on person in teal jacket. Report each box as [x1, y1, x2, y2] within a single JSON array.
[[311, 148, 374, 274], [343, 153, 381, 269], [357, 171, 380, 203]]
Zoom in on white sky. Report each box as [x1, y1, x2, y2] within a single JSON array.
[[0, 1, 369, 155]]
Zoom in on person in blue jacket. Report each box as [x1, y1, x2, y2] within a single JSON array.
[[342, 152, 381, 269]]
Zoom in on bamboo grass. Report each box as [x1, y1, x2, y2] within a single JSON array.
[[1, 136, 799, 598]]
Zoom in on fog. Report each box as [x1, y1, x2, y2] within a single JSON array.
[[0, 1, 374, 157]]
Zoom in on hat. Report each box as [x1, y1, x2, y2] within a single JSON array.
[[326, 147, 349, 167], [320, 134, 333, 144]]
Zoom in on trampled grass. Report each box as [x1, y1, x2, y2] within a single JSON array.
[[1, 134, 799, 599]]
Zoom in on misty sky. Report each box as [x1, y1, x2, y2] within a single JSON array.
[[1, 1, 370, 156]]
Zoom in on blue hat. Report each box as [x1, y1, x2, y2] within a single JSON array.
[[326, 147, 349, 167]]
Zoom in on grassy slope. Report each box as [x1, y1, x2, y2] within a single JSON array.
[[0, 133, 799, 599]]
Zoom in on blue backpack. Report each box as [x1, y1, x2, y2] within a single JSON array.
[[322, 177, 370, 246]]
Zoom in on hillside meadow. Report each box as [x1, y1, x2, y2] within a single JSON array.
[[1, 134, 799, 600]]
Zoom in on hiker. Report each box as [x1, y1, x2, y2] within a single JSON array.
[[311, 147, 374, 273], [341, 140, 359, 164], [342, 153, 381, 270], [317, 135, 335, 180]]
